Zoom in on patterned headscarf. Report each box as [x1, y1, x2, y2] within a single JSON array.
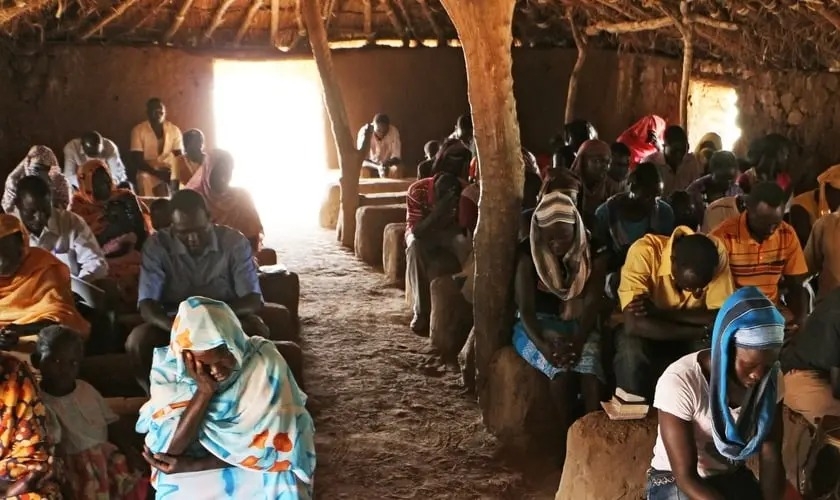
[[710, 286, 784, 461], [529, 191, 591, 300], [2, 146, 70, 212], [137, 297, 315, 493]]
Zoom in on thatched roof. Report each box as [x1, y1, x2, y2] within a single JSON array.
[[1, 0, 838, 71]]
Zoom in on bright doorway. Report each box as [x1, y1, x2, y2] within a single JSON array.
[[688, 81, 741, 151], [213, 59, 328, 240]]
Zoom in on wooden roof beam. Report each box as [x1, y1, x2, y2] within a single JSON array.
[[809, 2, 840, 32], [362, 0, 373, 43], [234, 0, 263, 46], [163, 0, 195, 43], [203, 0, 237, 41], [393, 0, 421, 45], [585, 14, 737, 36], [0, 0, 53, 27], [381, 0, 408, 46], [126, 0, 169, 35], [416, 0, 444, 46], [80, 0, 141, 40]]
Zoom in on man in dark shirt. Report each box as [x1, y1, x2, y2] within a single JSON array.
[[781, 288, 840, 423]]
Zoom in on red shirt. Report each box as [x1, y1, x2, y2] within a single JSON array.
[[405, 177, 436, 237]]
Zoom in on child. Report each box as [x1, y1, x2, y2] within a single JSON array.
[[148, 198, 171, 232], [35, 326, 148, 500]]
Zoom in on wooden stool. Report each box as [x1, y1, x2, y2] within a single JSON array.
[[429, 276, 472, 364], [354, 204, 407, 266], [382, 223, 407, 287]]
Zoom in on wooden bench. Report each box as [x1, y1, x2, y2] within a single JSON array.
[[319, 178, 415, 230], [354, 204, 407, 266]]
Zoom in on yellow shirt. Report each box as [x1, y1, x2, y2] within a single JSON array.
[[618, 226, 735, 311]]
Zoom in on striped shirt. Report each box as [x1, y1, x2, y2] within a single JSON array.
[[406, 177, 436, 237], [710, 212, 807, 304]]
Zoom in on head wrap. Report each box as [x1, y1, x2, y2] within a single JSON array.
[[694, 132, 723, 156], [2, 146, 69, 212], [616, 115, 666, 170], [0, 214, 28, 250], [816, 164, 840, 217], [710, 286, 784, 461], [529, 191, 590, 300], [137, 297, 315, 494]]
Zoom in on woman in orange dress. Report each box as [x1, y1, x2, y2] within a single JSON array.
[[70, 160, 151, 311]]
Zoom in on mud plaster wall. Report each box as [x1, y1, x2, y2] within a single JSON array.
[[0, 45, 681, 180]]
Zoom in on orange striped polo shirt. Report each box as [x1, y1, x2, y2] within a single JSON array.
[[710, 212, 808, 303]]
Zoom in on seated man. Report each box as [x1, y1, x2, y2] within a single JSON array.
[[127, 190, 290, 390], [781, 287, 840, 424], [170, 128, 207, 192], [63, 131, 127, 189], [130, 97, 183, 197], [406, 153, 471, 334], [686, 150, 742, 225], [642, 125, 703, 196], [416, 140, 441, 179], [13, 175, 110, 311], [605, 141, 630, 194], [701, 193, 745, 233], [357, 113, 401, 178], [616, 227, 733, 401], [790, 164, 840, 247], [0, 214, 90, 345], [710, 182, 809, 328], [805, 210, 840, 302]]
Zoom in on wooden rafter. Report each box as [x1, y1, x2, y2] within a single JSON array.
[[203, 0, 237, 41], [127, 0, 169, 35], [393, 0, 420, 44], [381, 0, 407, 46], [585, 14, 737, 36], [809, 2, 840, 32], [362, 0, 373, 42], [234, 0, 263, 46], [0, 0, 53, 26], [163, 0, 194, 43], [80, 0, 141, 40], [416, 0, 443, 46]]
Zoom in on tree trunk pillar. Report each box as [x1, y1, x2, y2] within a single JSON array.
[[302, 0, 361, 248], [439, 0, 523, 421], [564, 13, 587, 123]]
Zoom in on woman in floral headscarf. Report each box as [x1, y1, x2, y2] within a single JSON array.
[[70, 160, 150, 310], [2, 146, 70, 212], [137, 296, 315, 499]]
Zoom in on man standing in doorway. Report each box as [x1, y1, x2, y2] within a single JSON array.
[[130, 98, 184, 197], [358, 113, 402, 178]]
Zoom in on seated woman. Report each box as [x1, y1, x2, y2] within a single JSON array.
[[570, 139, 615, 229], [137, 297, 315, 499], [0, 214, 90, 344], [0, 353, 61, 498], [2, 145, 70, 213], [513, 191, 607, 462], [185, 150, 265, 256], [648, 287, 786, 500], [616, 115, 667, 170], [35, 326, 148, 499], [70, 159, 150, 312]]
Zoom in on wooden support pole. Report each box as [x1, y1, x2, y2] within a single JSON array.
[[564, 11, 587, 124], [417, 0, 444, 46], [667, 1, 694, 131], [203, 0, 237, 41], [438, 0, 523, 422], [163, 0, 195, 43], [302, 0, 362, 248], [234, 0, 263, 46], [270, 0, 280, 46], [363, 0, 372, 40], [80, 0, 140, 40]]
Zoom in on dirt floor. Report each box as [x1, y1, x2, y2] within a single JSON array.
[[271, 227, 563, 500]]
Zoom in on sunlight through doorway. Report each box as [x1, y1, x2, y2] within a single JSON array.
[[688, 81, 741, 151], [213, 59, 327, 239]]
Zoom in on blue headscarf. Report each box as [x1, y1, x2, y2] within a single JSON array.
[[710, 286, 784, 461]]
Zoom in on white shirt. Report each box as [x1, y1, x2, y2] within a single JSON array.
[[63, 137, 128, 188], [14, 208, 108, 281], [358, 125, 401, 164], [42, 380, 118, 455], [130, 120, 184, 169], [651, 352, 784, 477]]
